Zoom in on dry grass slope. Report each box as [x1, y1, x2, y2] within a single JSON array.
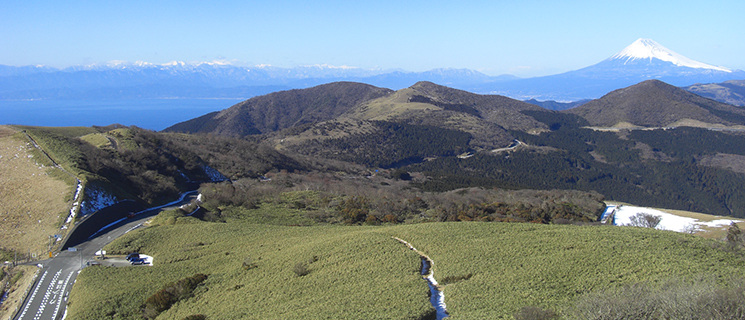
[[0, 126, 73, 257], [0, 126, 76, 320]]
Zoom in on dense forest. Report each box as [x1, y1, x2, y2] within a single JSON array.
[[404, 119, 745, 217], [288, 120, 472, 168]]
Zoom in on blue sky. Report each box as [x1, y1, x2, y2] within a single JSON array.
[[1, 0, 743, 77]]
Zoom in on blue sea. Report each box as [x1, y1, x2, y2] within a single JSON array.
[[1, 98, 244, 131]]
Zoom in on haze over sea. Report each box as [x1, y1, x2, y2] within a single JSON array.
[[2, 98, 242, 131]]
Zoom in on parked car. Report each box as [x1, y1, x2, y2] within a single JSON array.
[[126, 253, 140, 261], [130, 258, 149, 265]]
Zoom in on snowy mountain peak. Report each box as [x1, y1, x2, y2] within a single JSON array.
[[610, 38, 731, 72], [163, 61, 187, 67]]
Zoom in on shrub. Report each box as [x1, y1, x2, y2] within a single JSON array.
[[726, 223, 744, 249], [514, 306, 559, 320], [628, 212, 662, 229], [336, 196, 370, 224], [570, 277, 745, 320], [10, 269, 24, 286], [293, 256, 318, 277], [142, 273, 208, 319], [440, 273, 473, 285], [293, 262, 310, 277]]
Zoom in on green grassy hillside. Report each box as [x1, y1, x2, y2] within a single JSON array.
[[68, 221, 745, 319]]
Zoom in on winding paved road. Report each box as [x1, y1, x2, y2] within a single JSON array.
[[14, 192, 198, 320]]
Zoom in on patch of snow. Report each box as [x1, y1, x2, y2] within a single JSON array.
[[699, 219, 741, 228], [300, 63, 359, 70], [80, 187, 117, 216], [72, 181, 83, 201], [611, 205, 742, 233], [177, 170, 190, 182], [611, 38, 731, 72], [203, 165, 228, 181], [64, 181, 84, 224], [425, 271, 448, 319], [162, 61, 187, 67]]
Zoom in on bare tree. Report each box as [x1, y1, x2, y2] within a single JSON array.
[[628, 212, 662, 229]]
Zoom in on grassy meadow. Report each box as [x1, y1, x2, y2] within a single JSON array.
[[68, 223, 431, 320], [67, 220, 745, 319]]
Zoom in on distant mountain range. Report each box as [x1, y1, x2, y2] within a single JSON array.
[[0, 62, 511, 100], [475, 39, 745, 101], [1, 39, 743, 103]]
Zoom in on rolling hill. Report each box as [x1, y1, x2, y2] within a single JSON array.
[[164, 82, 392, 136], [564, 79, 745, 128], [685, 79, 745, 107]]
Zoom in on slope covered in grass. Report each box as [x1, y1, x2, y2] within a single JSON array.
[[68, 221, 745, 319], [68, 223, 431, 320], [0, 126, 72, 256]]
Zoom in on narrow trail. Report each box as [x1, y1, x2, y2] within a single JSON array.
[[393, 237, 448, 319]]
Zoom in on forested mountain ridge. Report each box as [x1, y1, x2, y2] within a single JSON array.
[[565, 80, 745, 128], [169, 81, 555, 152], [164, 82, 392, 136], [161, 78, 745, 217]]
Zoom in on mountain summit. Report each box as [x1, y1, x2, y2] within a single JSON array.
[[610, 38, 730, 72], [479, 38, 744, 101]]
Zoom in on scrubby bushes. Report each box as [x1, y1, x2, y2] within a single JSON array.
[[514, 306, 559, 320], [196, 171, 606, 226], [293, 256, 319, 277], [142, 273, 208, 319], [629, 212, 663, 228], [570, 277, 745, 320], [725, 222, 745, 251]]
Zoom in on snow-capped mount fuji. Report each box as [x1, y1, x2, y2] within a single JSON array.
[[611, 38, 730, 72], [479, 38, 744, 102]]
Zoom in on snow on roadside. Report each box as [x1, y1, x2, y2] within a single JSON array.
[[64, 180, 84, 224], [80, 187, 117, 216], [609, 205, 743, 233]]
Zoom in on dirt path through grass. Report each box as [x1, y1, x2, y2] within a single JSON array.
[[394, 237, 449, 319]]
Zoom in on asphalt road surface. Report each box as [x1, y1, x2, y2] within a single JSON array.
[[14, 191, 198, 320]]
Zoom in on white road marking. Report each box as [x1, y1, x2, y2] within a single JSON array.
[[17, 270, 47, 319]]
